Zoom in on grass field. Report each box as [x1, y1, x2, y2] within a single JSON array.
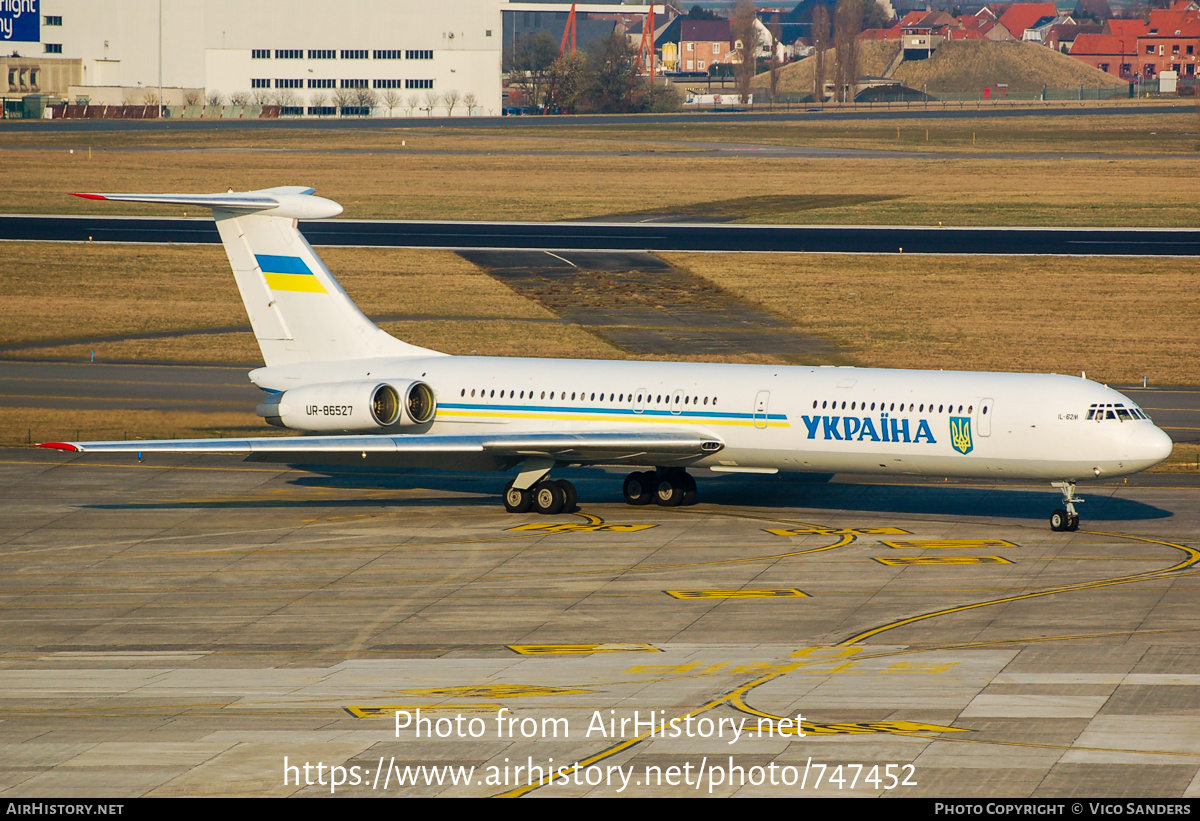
[[663, 252, 1198, 385], [2, 146, 1200, 227], [2, 241, 1192, 382]]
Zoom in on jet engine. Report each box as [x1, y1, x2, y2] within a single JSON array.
[[256, 380, 436, 432]]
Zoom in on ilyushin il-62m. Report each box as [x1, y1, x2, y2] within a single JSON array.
[[42, 187, 1172, 531]]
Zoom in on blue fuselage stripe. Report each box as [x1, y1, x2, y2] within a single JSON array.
[[438, 402, 786, 421]]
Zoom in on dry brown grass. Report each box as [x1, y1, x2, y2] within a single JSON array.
[[2, 145, 1200, 225], [893, 41, 1128, 92], [0, 407, 268, 446], [376, 320, 622, 359], [0, 243, 550, 351], [8, 333, 262, 364], [663, 252, 1199, 384], [1151, 442, 1200, 473]]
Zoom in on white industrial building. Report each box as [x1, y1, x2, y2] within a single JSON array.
[[15, 0, 505, 115]]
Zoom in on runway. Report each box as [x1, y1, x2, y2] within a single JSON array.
[[6, 215, 1200, 256], [1, 450, 1198, 797]]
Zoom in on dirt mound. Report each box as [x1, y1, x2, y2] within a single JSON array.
[[758, 38, 1127, 96], [756, 41, 900, 95], [894, 40, 1127, 92]]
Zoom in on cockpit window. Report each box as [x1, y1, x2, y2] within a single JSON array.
[[1088, 402, 1143, 422]]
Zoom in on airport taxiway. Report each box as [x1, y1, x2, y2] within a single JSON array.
[[1, 449, 1198, 797]]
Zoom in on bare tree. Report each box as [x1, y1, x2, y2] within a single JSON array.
[[442, 88, 461, 116], [834, 0, 864, 103], [122, 88, 140, 105], [333, 87, 355, 115], [506, 31, 557, 111], [731, 0, 758, 105], [404, 93, 419, 117], [463, 92, 478, 116], [141, 89, 159, 106], [206, 89, 225, 107], [382, 88, 401, 116], [812, 4, 830, 104], [184, 89, 202, 106], [767, 13, 783, 103], [353, 86, 377, 115], [251, 89, 271, 106], [423, 89, 439, 115], [309, 90, 327, 115], [278, 89, 298, 112], [228, 91, 249, 106]]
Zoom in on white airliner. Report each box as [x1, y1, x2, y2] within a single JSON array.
[[42, 187, 1173, 531]]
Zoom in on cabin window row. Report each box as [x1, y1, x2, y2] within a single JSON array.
[[459, 389, 719, 406], [813, 400, 978, 415]]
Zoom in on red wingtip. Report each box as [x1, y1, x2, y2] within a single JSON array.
[[71, 193, 107, 200], [38, 442, 82, 452]]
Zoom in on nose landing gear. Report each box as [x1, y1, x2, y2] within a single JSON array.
[[1050, 481, 1082, 532]]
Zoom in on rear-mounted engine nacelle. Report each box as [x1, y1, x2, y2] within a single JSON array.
[[257, 380, 436, 432]]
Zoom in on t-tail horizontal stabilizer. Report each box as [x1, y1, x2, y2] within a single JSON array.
[[71, 187, 441, 367]]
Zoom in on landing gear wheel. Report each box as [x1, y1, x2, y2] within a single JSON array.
[[1050, 508, 1070, 532], [1050, 481, 1084, 533], [655, 474, 685, 507], [681, 473, 697, 506], [533, 480, 566, 515], [503, 481, 532, 514], [623, 471, 655, 506], [556, 479, 577, 512]]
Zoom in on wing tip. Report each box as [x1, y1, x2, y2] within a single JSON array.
[[38, 442, 83, 452], [71, 193, 107, 201]]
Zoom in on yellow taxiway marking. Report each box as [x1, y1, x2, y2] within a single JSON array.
[[396, 685, 593, 698], [874, 556, 1013, 566], [506, 643, 661, 655], [498, 528, 1200, 796], [839, 531, 1200, 646], [727, 695, 966, 736], [507, 513, 655, 534], [344, 704, 501, 718], [766, 526, 912, 536], [883, 539, 1018, 550], [665, 588, 809, 599]]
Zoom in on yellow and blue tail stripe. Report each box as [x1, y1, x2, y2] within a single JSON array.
[[438, 401, 789, 428], [257, 254, 327, 294]]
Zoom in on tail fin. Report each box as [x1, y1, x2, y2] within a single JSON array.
[[73, 186, 441, 367]]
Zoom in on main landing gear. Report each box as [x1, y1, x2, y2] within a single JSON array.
[[1049, 481, 1082, 532], [622, 469, 697, 508], [500, 463, 698, 514], [504, 478, 577, 515]]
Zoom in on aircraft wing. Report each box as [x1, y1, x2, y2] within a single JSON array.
[[40, 431, 724, 471]]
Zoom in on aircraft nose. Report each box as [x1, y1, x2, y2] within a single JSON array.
[[1124, 423, 1173, 469]]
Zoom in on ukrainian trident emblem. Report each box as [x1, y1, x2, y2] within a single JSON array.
[[949, 416, 973, 455]]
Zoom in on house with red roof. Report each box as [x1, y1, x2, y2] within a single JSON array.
[[1069, 32, 1137, 77], [1135, 7, 1200, 78], [998, 3, 1059, 40]]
